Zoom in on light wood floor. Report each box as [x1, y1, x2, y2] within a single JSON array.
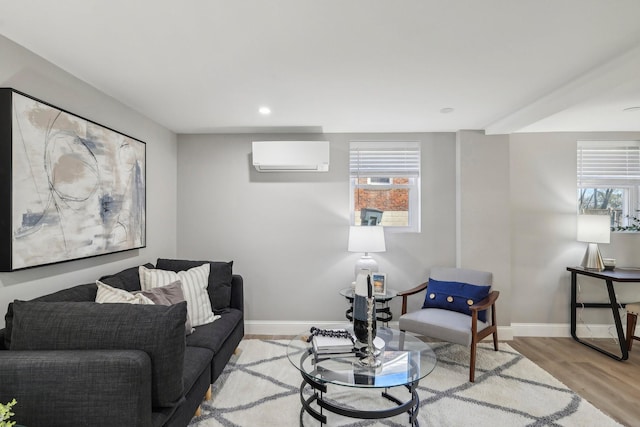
[[244, 335, 640, 426], [510, 337, 640, 427]]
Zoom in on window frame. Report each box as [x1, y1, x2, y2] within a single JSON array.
[[349, 141, 421, 233], [577, 140, 640, 231]]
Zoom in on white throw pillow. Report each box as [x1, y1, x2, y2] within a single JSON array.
[[96, 281, 154, 305], [139, 264, 215, 327]]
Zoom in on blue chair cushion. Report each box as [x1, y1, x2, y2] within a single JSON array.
[[422, 279, 491, 322]]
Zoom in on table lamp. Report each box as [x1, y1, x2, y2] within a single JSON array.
[[348, 226, 386, 278], [577, 215, 610, 271]]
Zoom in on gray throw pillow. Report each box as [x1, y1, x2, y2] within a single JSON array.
[[135, 280, 194, 334]]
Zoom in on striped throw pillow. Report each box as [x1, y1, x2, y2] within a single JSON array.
[[139, 264, 215, 327], [96, 281, 154, 304]]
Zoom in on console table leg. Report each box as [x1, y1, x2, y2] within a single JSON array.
[[605, 279, 629, 360]]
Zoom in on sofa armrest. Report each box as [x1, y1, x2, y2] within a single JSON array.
[[0, 349, 153, 427], [0, 329, 6, 350], [230, 274, 244, 312]]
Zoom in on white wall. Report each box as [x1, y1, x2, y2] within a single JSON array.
[[0, 35, 178, 327], [176, 133, 456, 331]]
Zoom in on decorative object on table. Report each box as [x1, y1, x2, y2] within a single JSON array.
[[353, 271, 376, 348], [0, 398, 16, 427], [0, 88, 146, 271], [626, 302, 640, 351], [372, 272, 386, 295], [307, 327, 355, 356], [398, 267, 499, 382], [603, 258, 616, 270], [339, 286, 398, 326], [577, 214, 610, 271], [347, 225, 385, 278], [351, 273, 381, 367]]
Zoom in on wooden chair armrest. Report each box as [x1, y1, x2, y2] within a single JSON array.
[[469, 290, 499, 312], [397, 282, 428, 297], [398, 281, 428, 315]]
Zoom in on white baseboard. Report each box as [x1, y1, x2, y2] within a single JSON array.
[[511, 322, 625, 339], [245, 321, 622, 340]]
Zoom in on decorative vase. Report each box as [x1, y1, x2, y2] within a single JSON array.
[[353, 270, 376, 345], [354, 272, 381, 367]]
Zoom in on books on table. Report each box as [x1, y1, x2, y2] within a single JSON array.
[[312, 332, 355, 357]]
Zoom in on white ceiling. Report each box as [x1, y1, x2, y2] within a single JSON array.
[[1, 0, 640, 135]]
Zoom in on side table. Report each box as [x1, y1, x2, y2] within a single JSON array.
[[567, 266, 640, 361], [339, 287, 398, 326]]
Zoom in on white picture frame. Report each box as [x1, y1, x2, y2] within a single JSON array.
[[372, 272, 386, 295]]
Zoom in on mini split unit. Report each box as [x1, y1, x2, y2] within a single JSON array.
[[252, 140, 330, 172]]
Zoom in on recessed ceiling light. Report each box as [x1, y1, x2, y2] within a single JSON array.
[[440, 107, 455, 114], [259, 106, 271, 115], [623, 106, 640, 112]]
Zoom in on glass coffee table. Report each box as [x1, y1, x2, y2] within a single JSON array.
[[287, 326, 437, 426]]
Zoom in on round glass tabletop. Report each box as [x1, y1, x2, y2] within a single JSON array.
[[286, 325, 437, 389], [339, 287, 399, 301]]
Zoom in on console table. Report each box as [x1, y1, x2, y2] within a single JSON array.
[[567, 266, 640, 361]]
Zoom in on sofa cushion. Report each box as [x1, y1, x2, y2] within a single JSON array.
[[139, 264, 216, 328], [98, 263, 155, 292], [182, 346, 214, 395], [156, 259, 234, 311], [186, 308, 243, 354], [10, 300, 187, 409], [96, 280, 194, 334], [3, 282, 97, 350]]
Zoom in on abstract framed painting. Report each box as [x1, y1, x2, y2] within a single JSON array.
[[0, 88, 146, 271]]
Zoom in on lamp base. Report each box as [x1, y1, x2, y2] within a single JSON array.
[[354, 256, 378, 279], [581, 243, 604, 271]]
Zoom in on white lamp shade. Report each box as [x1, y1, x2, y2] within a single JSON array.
[[577, 215, 610, 244], [348, 226, 386, 253]]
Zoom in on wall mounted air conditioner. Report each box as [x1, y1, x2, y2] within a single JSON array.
[[252, 140, 330, 172]]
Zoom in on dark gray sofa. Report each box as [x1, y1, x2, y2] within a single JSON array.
[[0, 259, 244, 427]]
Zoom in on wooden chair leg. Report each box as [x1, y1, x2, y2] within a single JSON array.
[[194, 406, 202, 417], [469, 341, 477, 383], [628, 312, 638, 351], [492, 329, 499, 351], [205, 385, 212, 401], [233, 347, 241, 356]]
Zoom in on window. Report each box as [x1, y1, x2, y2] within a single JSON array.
[[577, 141, 640, 230], [349, 141, 420, 232]]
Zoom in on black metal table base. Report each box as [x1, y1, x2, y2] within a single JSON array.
[[569, 268, 630, 361], [345, 306, 393, 324], [298, 374, 419, 426]]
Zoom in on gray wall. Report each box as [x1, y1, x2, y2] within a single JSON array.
[[177, 133, 456, 330], [510, 131, 640, 334], [457, 130, 511, 326], [178, 130, 640, 336], [0, 35, 178, 326]]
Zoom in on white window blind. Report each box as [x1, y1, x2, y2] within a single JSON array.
[[350, 142, 420, 177], [577, 141, 640, 187]]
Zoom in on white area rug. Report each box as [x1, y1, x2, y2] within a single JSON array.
[[190, 339, 621, 426]]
